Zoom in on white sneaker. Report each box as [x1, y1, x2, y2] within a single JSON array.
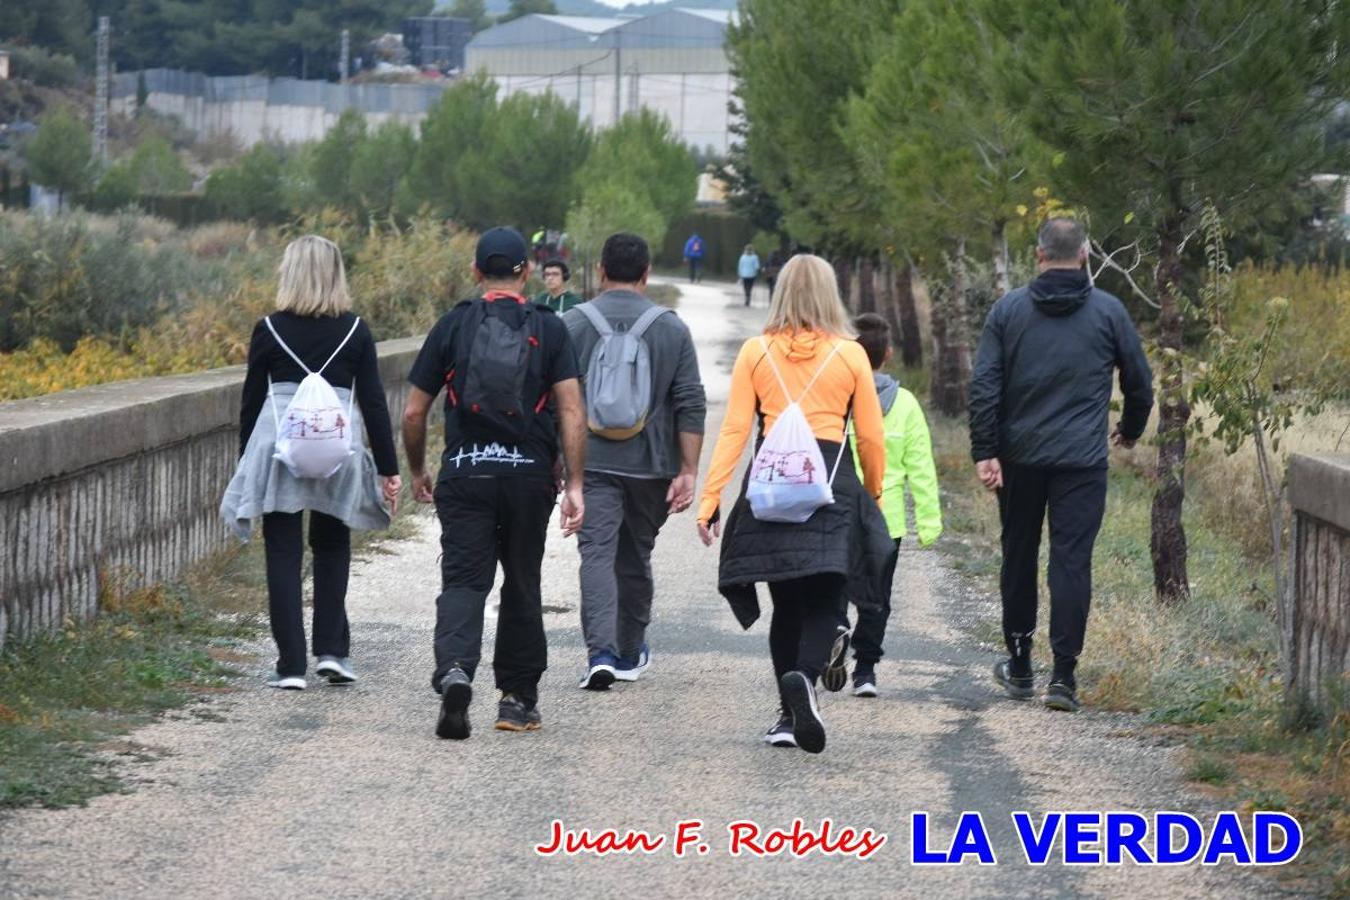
[[315, 656, 357, 684], [266, 673, 306, 690]]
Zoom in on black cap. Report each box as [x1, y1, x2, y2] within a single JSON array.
[[475, 226, 529, 275]]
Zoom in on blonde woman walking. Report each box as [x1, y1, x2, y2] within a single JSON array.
[[222, 235, 401, 690], [697, 254, 892, 753]]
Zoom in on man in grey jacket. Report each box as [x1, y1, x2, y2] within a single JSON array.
[[563, 232, 707, 690], [969, 217, 1153, 713]]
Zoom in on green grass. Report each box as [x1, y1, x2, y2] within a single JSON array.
[[0, 544, 265, 809], [926, 409, 1350, 893]]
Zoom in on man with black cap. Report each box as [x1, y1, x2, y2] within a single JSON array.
[[532, 257, 583, 314], [969, 217, 1153, 713], [402, 226, 587, 740]]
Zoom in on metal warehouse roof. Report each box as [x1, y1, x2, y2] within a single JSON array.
[[468, 9, 734, 52]]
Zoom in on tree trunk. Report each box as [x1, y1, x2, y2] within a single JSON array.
[[992, 219, 1010, 297], [896, 262, 922, 367], [1149, 216, 1192, 603], [836, 257, 853, 312], [858, 254, 877, 314], [932, 237, 972, 416]]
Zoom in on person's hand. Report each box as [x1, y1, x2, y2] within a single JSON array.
[[666, 472, 696, 515], [697, 519, 720, 547], [560, 481, 585, 537], [975, 458, 1003, 491], [1110, 426, 1137, 449], [381, 475, 402, 516], [552, 458, 567, 493], [411, 470, 434, 504]]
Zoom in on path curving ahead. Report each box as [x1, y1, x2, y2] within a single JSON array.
[[0, 279, 1272, 899]]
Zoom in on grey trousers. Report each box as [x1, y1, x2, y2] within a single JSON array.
[[577, 471, 672, 660]]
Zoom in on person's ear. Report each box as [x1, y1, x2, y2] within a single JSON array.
[[884, 346, 894, 364], [598, 262, 608, 283], [472, 264, 486, 284], [1035, 247, 1048, 266], [639, 265, 651, 286]]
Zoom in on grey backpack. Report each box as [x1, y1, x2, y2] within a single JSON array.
[[575, 302, 672, 441]]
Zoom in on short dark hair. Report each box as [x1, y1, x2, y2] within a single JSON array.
[[542, 258, 570, 281], [601, 232, 650, 283], [1037, 217, 1087, 263], [480, 255, 522, 278], [854, 313, 890, 369]]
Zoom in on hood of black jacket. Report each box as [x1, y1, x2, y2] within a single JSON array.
[[1029, 267, 1091, 317]]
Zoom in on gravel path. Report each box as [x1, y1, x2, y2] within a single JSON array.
[[0, 279, 1284, 898]]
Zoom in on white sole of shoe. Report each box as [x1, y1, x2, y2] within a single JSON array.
[[780, 671, 826, 754], [852, 683, 878, 698], [316, 662, 357, 684], [613, 653, 650, 682], [267, 676, 306, 690], [578, 665, 616, 690]]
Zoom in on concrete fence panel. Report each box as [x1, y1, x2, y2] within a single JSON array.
[[1285, 453, 1350, 711], [0, 336, 425, 650]]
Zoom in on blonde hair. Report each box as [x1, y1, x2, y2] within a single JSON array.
[[276, 235, 352, 317], [764, 254, 856, 337]]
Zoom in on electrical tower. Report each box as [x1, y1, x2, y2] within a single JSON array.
[[340, 29, 350, 84], [94, 16, 110, 166]]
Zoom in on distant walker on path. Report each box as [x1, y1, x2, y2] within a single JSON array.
[[968, 217, 1154, 713]]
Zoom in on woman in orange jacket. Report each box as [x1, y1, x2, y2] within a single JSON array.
[[697, 254, 890, 754]]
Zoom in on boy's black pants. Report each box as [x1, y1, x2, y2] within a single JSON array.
[[431, 476, 557, 705], [997, 463, 1108, 678], [851, 538, 902, 670]]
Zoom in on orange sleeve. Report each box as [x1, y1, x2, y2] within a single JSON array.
[[846, 345, 886, 500], [698, 339, 761, 524]]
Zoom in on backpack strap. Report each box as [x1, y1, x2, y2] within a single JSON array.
[[317, 316, 361, 376], [263, 316, 312, 375], [757, 336, 844, 405], [628, 304, 672, 340], [574, 301, 613, 337]]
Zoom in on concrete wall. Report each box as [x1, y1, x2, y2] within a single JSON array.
[[0, 337, 424, 650], [1285, 454, 1350, 711]]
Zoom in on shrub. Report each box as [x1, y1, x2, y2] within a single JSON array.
[[5, 46, 80, 89]]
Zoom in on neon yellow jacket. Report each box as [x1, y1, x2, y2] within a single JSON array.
[[852, 380, 942, 545]]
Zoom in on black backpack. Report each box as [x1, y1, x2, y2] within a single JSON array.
[[443, 298, 548, 442]]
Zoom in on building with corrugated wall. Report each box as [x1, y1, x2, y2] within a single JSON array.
[[464, 10, 735, 154]]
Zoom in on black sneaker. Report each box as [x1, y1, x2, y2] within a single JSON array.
[[993, 660, 1034, 700], [496, 693, 542, 732], [821, 627, 851, 693], [852, 669, 878, 698], [762, 714, 796, 748], [1044, 680, 1080, 712], [779, 671, 826, 754], [436, 668, 472, 740]]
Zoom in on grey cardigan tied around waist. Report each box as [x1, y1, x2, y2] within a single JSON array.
[[220, 381, 391, 540]]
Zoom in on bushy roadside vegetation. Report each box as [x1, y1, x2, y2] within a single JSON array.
[[0, 209, 477, 401]]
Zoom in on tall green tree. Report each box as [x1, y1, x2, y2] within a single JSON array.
[[1012, 0, 1350, 602], [498, 0, 557, 25], [349, 121, 417, 219], [204, 143, 286, 222], [575, 110, 697, 236], [448, 0, 492, 33], [25, 108, 92, 210], [307, 109, 368, 212], [0, 0, 93, 62]]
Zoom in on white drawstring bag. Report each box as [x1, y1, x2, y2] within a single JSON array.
[[747, 337, 850, 523], [265, 316, 361, 480]]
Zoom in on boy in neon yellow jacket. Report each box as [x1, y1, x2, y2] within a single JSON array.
[[838, 313, 942, 697]]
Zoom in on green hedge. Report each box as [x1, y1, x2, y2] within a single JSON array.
[[659, 207, 755, 278]]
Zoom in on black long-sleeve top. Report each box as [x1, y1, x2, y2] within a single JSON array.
[[239, 311, 400, 476]]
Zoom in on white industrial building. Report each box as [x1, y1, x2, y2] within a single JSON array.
[[464, 9, 736, 154]]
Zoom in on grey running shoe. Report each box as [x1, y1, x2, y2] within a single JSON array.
[[436, 668, 472, 740], [1044, 680, 1081, 712], [495, 693, 542, 732], [993, 660, 1035, 700], [266, 673, 305, 690], [821, 627, 851, 693], [315, 656, 357, 685]]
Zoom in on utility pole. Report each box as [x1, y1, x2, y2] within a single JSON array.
[[628, 64, 639, 115], [612, 35, 621, 126], [340, 29, 350, 84], [94, 16, 110, 167]]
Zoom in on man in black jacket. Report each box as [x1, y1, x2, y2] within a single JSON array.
[[968, 217, 1153, 712]]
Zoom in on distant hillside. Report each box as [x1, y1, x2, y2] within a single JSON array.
[[481, 0, 738, 17]]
